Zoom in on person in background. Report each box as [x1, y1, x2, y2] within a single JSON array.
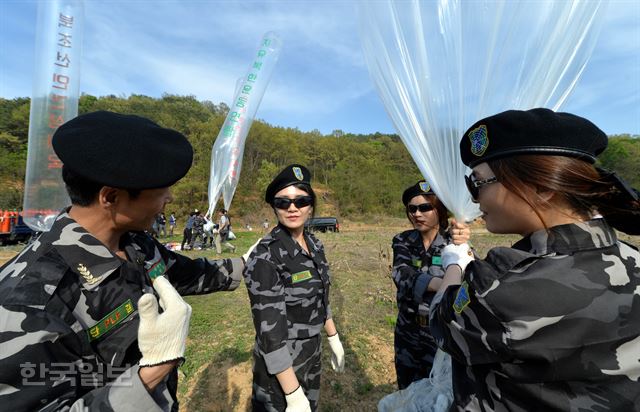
[[243, 164, 345, 412], [168, 212, 177, 236], [0, 111, 250, 410], [181, 211, 195, 251], [157, 212, 167, 237], [431, 108, 640, 411], [189, 211, 206, 250], [392, 181, 469, 389], [215, 209, 236, 253]]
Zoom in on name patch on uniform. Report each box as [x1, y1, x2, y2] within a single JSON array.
[[87, 299, 135, 342], [291, 270, 313, 284], [146, 260, 166, 281], [412, 259, 422, 268], [453, 281, 470, 314], [431, 256, 442, 266]]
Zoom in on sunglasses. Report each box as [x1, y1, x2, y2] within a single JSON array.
[[272, 196, 313, 210], [465, 174, 498, 202], [407, 203, 434, 214]]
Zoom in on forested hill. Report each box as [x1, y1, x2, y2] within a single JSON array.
[[1, 95, 638, 223]]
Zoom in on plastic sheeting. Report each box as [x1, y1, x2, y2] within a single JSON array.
[[206, 32, 282, 218], [378, 349, 453, 412], [23, 0, 84, 231], [358, 0, 607, 222]]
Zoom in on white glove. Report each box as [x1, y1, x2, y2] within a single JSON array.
[[327, 333, 345, 372], [441, 243, 474, 272], [285, 385, 311, 412], [243, 238, 262, 263], [138, 276, 192, 366]]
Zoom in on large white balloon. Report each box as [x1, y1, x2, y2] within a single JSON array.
[[23, 0, 84, 231], [358, 0, 607, 222], [207, 32, 282, 218]]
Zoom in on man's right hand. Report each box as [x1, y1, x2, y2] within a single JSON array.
[[137, 276, 192, 367]]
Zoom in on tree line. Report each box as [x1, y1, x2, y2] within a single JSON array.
[[1, 95, 638, 224]]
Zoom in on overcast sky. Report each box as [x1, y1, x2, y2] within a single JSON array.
[[1, 0, 638, 136]]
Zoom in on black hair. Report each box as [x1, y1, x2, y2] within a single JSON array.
[[62, 166, 141, 206]]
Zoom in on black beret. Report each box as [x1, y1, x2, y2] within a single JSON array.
[[265, 164, 312, 203], [402, 180, 434, 206], [460, 108, 608, 168], [52, 111, 193, 189]]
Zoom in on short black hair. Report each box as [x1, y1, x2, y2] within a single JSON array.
[[62, 166, 141, 206]]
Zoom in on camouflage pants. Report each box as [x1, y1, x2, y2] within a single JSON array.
[[251, 334, 322, 412], [394, 310, 438, 389]]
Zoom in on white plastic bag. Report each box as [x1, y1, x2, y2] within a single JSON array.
[[378, 349, 453, 412], [227, 230, 236, 240], [358, 0, 607, 222]]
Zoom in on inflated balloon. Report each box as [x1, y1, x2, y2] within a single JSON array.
[[358, 0, 607, 222], [206, 32, 282, 218], [23, 0, 84, 231]]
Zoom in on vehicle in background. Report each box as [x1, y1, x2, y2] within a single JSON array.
[[0, 211, 36, 246], [305, 217, 340, 233]]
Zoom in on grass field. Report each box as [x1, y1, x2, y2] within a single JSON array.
[[1, 222, 638, 411]]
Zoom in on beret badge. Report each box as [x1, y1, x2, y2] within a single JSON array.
[[419, 181, 430, 192], [468, 125, 489, 157], [293, 166, 304, 181]]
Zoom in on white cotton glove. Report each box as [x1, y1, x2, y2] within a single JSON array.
[[138, 276, 192, 366], [441, 243, 475, 272], [327, 333, 345, 372], [243, 238, 262, 263], [285, 385, 311, 412]]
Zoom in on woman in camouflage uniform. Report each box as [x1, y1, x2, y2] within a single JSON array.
[[431, 108, 640, 411], [392, 181, 469, 389], [243, 164, 345, 412]]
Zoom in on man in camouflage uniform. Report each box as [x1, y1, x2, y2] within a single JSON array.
[[0, 111, 245, 411]]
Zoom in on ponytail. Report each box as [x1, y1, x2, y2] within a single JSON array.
[[593, 169, 640, 235]]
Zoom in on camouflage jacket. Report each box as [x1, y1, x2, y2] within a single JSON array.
[[0, 210, 243, 411], [430, 219, 640, 411], [392, 229, 448, 315], [243, 225, 332, 375]]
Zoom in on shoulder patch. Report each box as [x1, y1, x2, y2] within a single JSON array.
[[453, 281, 471, 314]]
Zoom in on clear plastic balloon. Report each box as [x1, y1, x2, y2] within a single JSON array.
[[23, 0, 84, 231], [206, 32, 282, 218], [357, 0, 607, 222]]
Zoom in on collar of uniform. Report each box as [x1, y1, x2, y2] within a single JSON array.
[[272, 224, 318, 259], [406, 229, 447, 256], [44, 210, 124, 290], [514, 218, 617, 255]]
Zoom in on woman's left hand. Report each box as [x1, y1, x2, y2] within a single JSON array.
[[449, 219, 471, 245]]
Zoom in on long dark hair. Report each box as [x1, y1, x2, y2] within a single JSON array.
[[405, 194, 449, 233], [489, 155, 640, 235]]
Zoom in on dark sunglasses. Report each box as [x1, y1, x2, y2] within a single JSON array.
[[407, 203, 434, 214], [272, 196, 313, 210], [465, 174, 498, 202]]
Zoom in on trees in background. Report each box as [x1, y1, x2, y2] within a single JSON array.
[[1, 95, 637, 222]]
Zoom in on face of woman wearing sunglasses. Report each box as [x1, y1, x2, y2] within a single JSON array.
[[472, 162, 543, 236], [273, 185, 313, 233], [407, 195, 439, 233]]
